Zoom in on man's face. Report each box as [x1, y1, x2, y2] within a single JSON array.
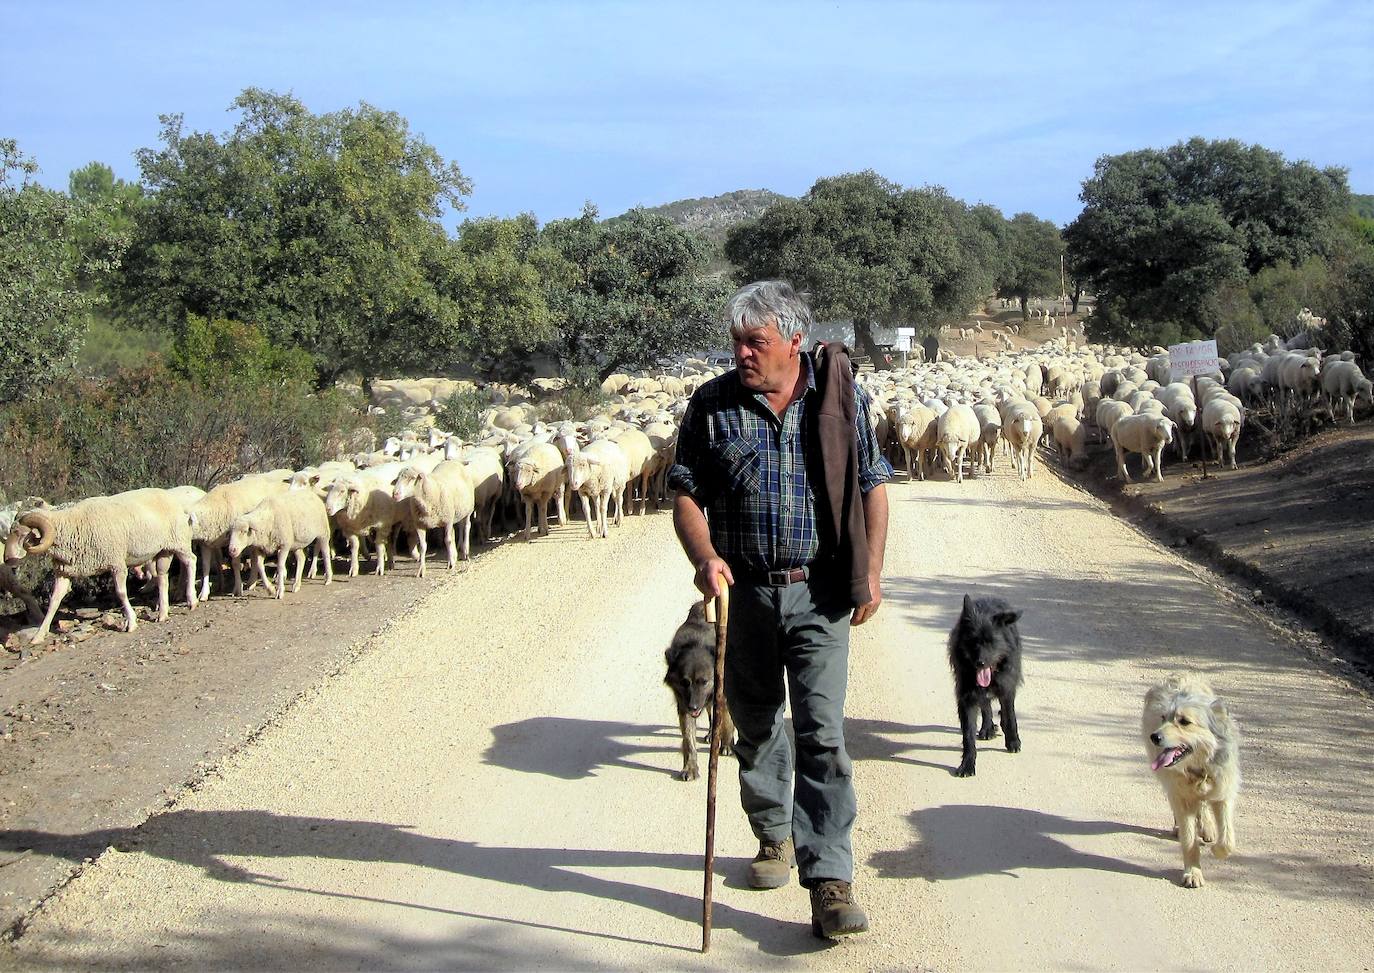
[[733, 321, 801, 393]]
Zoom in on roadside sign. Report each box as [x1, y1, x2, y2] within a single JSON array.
[[896, 327, 916, 337], [895, 335, 912, 351], [1168, 340, 1220, 379]]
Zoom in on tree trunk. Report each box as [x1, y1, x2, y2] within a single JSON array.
[[597, 362, 625, 385], [314, 364, 343, 393], [852, 318, 883, 362], [1071, 285, 1083, 315], [1019, 296, 1029, 321]]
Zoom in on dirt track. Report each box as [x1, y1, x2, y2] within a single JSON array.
[[3, 462, 1373, 971]]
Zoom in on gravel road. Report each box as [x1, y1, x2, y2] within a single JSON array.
[[4, 464, 1372, 971]]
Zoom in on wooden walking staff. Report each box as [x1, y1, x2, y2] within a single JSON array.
[[700, 581, 730, 953]]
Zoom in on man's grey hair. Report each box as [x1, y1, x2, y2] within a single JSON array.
[[725, 280, 814, 343]]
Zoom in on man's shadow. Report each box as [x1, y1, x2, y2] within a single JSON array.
[[1, 810, 831, 957]]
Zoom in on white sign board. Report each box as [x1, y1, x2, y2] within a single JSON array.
[[1168, 340, 1220, 380], [896, 327, 916, 337], [895, 335, 912, 351]]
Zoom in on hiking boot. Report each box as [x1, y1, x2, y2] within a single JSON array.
[[746, 836, 794, 889], [809, 879, 869, 939]]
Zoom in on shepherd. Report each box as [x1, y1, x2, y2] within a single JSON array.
[[667, 280, 892, 939]]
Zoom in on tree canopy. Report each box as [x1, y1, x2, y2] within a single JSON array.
[[1065, 137, 1351, 344], [539, 204, 728, 382], [996, 212, 1064, 318], [724, 171, 1001, 358], [116, 88, 473, 387], [0, 140, 125, 403], [428, 214, 556, 381]]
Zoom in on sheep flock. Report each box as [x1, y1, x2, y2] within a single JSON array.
[[3, 323, 1369, 650]]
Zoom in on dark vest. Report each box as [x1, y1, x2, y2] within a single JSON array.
[[809, 342, 871, 608]]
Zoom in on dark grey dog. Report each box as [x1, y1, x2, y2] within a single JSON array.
[[663, 602, 735, 781], [947, 594, 1024, 777]]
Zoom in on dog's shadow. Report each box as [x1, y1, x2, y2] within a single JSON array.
[[846, 718, 967, 774], [483, 717, 683, 780], [870, 805, 1167, 882]]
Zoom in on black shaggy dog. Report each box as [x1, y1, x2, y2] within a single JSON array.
[[947, 594, 1024, 777], [663, 602, 735, 781]]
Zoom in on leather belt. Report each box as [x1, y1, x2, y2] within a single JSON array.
[[740, 565, 811, 586]]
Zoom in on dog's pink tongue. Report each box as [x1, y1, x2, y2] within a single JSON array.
[[1151, 748, 1179, 771], [976, 667, 992, 688]]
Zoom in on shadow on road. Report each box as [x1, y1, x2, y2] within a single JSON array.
[[1, 809, 833, 962], [881, 567, 1374, 821], [869, 805, 1166, 883], [483, 717, 683, 780], [846, 717, 965, 775]]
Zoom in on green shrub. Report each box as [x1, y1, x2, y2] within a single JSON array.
[[434, 389, 488, 440], [0, 361, 378, 502], [547, 366, 610, 421], [168, 314, 315, 390], [78, 313, 171, 376]]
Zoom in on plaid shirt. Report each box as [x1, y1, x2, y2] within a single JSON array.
[[668, 353, 892, 574]]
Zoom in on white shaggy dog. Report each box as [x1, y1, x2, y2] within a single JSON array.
[[1141, 674, 1240, 888]]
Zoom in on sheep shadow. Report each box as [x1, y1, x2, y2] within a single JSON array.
[[869, 805, 1165, 883]]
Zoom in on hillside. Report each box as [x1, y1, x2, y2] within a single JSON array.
[[623, 188, 789, 246], [609, 188, 791, 272]]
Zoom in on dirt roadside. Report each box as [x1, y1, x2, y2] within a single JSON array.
[[1053, 421, 1374, 678], [0, 561, 451, 938]]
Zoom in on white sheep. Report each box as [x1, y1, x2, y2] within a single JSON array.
[[1201, 399, 1244, 470], [612, 427, 656, 515], [1278, 352, 1322, 418], [3, 488, 197, 644], [937, 404, 981, 483], [1001, 404, 1043, 481], [971, 403, 1003, 473], [1162, 397, 1197, 460], [508, 441, 566, 541], [1320, 360, 1372, 424], [227, 490, 334, 599], [1051, 415, 1089, 465], [189, 479, 288, 600], [642, 419, 679, 507], [325, 471, 402, 577], [1112, 380, 1140, 403], [392, 460, 476, 576], [1111, 414, 1176, 482], [894, 403, 939, 480], [459, 445, 505, 541], [566, 438, 631, 538], [1095, 399, 1134, 444], [1226, 365, 1265, 407]]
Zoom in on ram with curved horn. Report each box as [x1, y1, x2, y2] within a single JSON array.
[[2, 488, 197, 645], [0, 500, 44, 625]]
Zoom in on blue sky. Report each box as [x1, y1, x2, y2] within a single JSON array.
[[4, 1, 1370, 230]]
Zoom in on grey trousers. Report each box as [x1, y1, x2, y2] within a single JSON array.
[[724, 572, 855, 886]]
